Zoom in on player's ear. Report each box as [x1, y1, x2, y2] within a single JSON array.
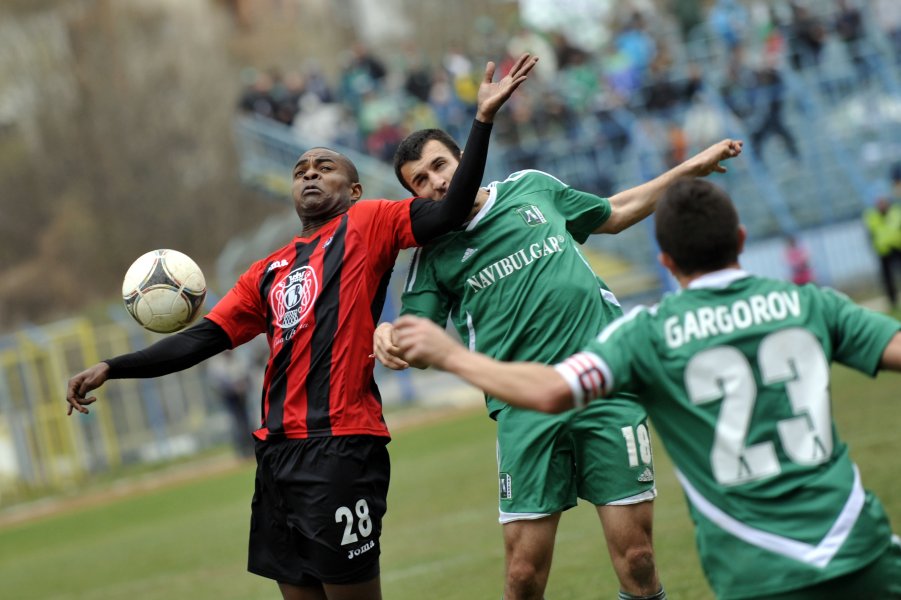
[[658, 251, 679, 278], [736, 225, 747, 255], [350, 182, 363, 202]]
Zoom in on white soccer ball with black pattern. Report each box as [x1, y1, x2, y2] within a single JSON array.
[[122, 249, 207, 333]]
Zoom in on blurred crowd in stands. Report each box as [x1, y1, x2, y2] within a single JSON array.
[[237, 0, 901, 194]]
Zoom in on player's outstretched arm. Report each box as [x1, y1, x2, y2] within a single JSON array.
[[64, 319, 231, 415], [596, 138, 743, 234], [66, 362, 110, 415], [880, 331, 901, 370], [475, 52, 538, 124], [393, 315, 574, 413], [373, 322, 410, 370]]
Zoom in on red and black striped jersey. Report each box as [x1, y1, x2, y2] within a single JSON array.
[[207, 198, 417, 440]]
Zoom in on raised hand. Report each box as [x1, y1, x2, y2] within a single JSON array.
[[475, 52, 539, 124], [683, 139, 744, 176], [65, 362, 110, 415]]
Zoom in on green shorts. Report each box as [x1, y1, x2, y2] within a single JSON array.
[[495, 395, 656, 523], [759, 535, 901, 600]]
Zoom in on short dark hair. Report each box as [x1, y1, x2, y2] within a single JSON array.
[[655, 178, 741, 275], [393, 129, 461, 193]]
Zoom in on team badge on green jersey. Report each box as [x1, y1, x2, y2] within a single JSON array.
[[499, 472, 513, 499], [515, 204, 547, 226]]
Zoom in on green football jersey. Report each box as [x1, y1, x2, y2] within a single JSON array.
[[556, 269, 901, 599], [401, 169, 624, 416]]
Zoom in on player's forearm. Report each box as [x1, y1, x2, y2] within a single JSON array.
[[598, 140, 739, 234], [433, 118, 492, 222], [441, 349, 574, 413], [105, 318, 231, 379], [411, 119, 492, 243], [880, 331, 901, 371], [600, 168, 684, 234]]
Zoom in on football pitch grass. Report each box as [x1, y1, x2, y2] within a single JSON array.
[[1, 364, 898, 600]]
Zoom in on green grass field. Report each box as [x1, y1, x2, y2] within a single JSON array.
[[1, 364, 898, 600]]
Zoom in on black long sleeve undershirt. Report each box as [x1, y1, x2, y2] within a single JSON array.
[[104, 318, 231, 379], [408, 119, 492, 244]]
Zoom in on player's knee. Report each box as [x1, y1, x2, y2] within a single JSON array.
[[620, 545, 657, 584], [506, 558, 548, 595]]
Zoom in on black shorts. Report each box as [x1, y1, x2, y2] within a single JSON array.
[[247, 435, 390, 586]]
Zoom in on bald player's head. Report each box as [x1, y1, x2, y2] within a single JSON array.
[[291, 147, 364, 224], [295, 147, 360, 183]]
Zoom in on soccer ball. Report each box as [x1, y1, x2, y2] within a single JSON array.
[[122, 249, 207, 333]]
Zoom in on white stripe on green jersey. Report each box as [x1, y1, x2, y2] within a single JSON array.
[[559, 269, 901, 599], [399, 169, 622, 416]]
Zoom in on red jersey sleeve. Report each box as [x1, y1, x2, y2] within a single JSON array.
[[352, 197, 417, 261], [206, 262, 268, 347]]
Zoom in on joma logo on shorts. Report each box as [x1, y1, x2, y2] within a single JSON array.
[[347, 540, 375, 560]]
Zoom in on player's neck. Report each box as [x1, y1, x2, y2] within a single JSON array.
[[299, 205, 351, 238], [300, 214, 339, 238], [467, 188, 490, 220], [678, 262, 742, 288]]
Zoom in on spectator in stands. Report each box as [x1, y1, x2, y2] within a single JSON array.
[[784, 235, 816, 285], [834, 0, 871, 82], [549, 31, 587, 71], [873, 0, 901, 65], [786, 1, 827, 71], [616, 11, 657, 84], [708, 0, 750, 51], [563, 48, 601, 111], [238, 69, 277, 119], [427, 68, 469, 141], [669, 0, 704, 42], [366, 119, 406, 163], [641, 54, 701, 122], [291, 92, 359, 150], [748, 58, 800, 161], [442, 41, 473, 81], [302, 61, 335, 103], [642, 54, 701, 168], [339, 42, 388, 115], [722, 47, 799, 162], [507, 27, 559, 82], [534, 90, 579, 142], [402, 46, 433, 103], [864, 197, 901, 308], [272, 70, 305, 126], [720, 45, 757, 123]]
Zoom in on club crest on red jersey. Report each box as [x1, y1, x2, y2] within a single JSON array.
[[269, 266, 319, 329]]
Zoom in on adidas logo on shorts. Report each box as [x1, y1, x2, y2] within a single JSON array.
[[637, 467, 654, 483]]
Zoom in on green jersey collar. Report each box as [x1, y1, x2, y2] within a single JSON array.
[[687, 268, 751, 290], [466, 185, 497, 231]]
